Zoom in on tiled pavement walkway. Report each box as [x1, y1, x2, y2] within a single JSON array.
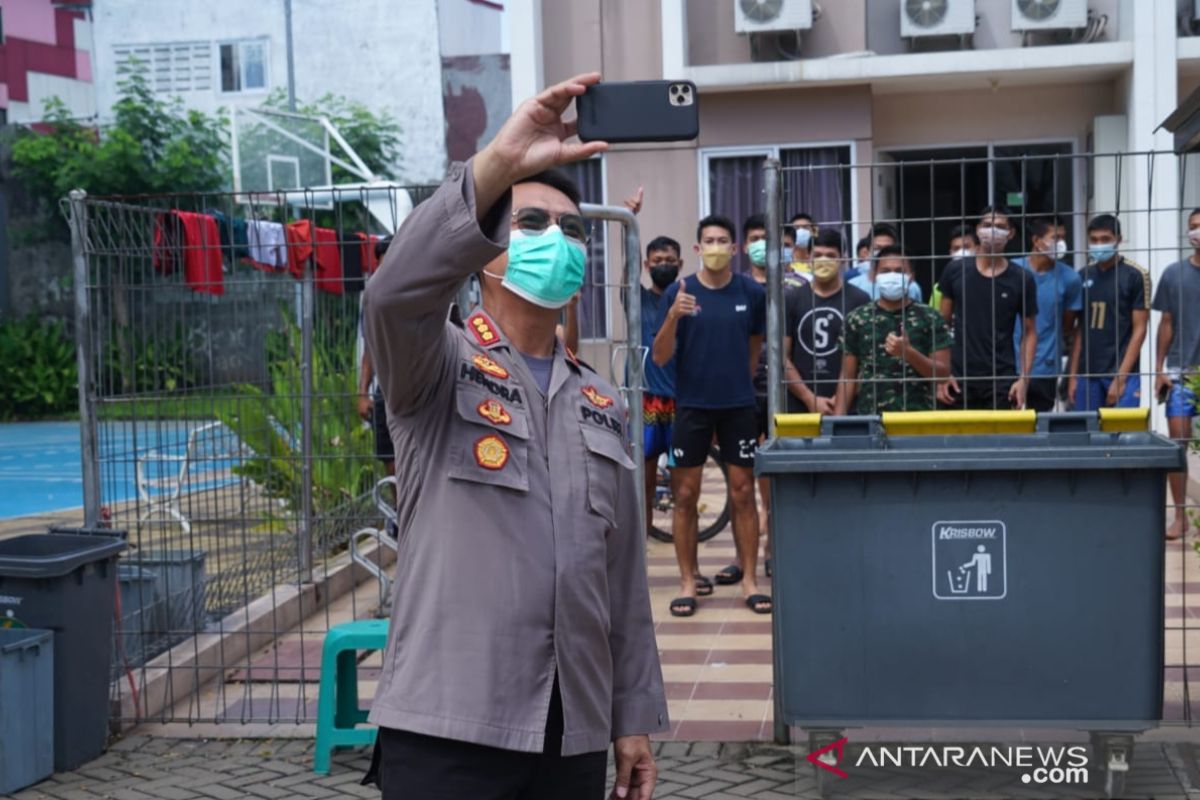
[[10, 735, 1200, 799]]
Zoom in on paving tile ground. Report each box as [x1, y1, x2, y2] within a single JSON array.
[[9, 736, 1200, 800]]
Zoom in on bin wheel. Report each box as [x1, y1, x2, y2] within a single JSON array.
[[805, 729, 845, 799], [1089, 732, 1134, 800]]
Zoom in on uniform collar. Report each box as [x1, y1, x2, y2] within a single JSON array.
[[467, 308, 582, 397]]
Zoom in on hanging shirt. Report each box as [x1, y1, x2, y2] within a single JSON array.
[[286, 220, 345, 295], [247, 220, 287, 271], [152, 211, 224, 296]]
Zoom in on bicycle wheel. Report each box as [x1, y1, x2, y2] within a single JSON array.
[[648, 446, 731, 543]]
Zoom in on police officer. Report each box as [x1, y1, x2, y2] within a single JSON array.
[[362, 72, 667, 800]]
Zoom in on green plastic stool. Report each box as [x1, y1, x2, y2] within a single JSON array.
[[312, 618, 390, 774]]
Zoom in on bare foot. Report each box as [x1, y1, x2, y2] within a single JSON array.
[[1166, 517, 1188, 541]]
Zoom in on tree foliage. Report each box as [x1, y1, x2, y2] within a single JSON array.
[[10, 67, 228, 208]]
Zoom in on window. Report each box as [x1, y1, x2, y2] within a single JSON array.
[[220, 40, 268, 93], [114, 42, 213, 94], [703, 144, 853, 274], [557, 157, 609, 340]]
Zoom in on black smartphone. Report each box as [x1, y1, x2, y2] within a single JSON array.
[[576, 80, 699, 143]]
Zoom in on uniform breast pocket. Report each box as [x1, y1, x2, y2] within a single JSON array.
[[581, 424, 634, 526], [447, 389, 531, 493]]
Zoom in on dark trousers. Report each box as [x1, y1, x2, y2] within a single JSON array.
[[940, 377, 1017, 411], [369, 679, 606, 800]]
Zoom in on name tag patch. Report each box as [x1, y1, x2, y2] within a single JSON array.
[[460, 363, 524, 405]]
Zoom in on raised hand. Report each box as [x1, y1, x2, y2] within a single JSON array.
[[474, 73, 609, 216]]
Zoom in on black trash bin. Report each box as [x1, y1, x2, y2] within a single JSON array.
[[0, 532, 126, 771], [758, 410, 1185, 795]]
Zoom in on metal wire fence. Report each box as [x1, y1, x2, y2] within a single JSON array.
[[758, 149, 1199, 727]]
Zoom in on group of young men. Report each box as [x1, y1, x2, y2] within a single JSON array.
[[641, 204, 1200, 616]]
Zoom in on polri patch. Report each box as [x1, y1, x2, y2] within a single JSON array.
[[472, 354, 509, 379], [581, 385, 614, 409], [477, 399, 512, 426], [474, 434, 510, 470]]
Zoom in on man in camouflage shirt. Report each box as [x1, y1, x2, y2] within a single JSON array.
[[836, 246, 953, 414]]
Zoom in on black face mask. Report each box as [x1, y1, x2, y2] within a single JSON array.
[[649, 264, 679, 289]]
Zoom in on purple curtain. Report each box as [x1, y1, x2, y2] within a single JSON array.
[[707, 147, 852, 273], [781, 147, 851, 240]]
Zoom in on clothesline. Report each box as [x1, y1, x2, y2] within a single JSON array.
[[151, 208, 384, 297]]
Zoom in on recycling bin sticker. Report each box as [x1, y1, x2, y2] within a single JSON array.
[[932, 521, 1007, 601]]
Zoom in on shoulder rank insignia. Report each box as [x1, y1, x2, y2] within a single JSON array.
[[474, 434, 510, 470], [467, 312, 500, 347], [472, 354, 509, 379], [477, 399, 512, 426], [581, 385, 615, 409]]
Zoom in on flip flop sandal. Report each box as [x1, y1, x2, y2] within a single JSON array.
[[669, 597, 697, 618], [714, 564, 743, 585], [694, 575, 714, 597], [744, 594, 773, 615]]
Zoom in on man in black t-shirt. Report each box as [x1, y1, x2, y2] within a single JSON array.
[[1067, 214, 1150, 411], [937, 206, 1038, 410], [784, 230, 870, 412]]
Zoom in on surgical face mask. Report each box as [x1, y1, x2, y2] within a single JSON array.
[[1055, 239, 1069, 258], [1038, 237, 1059, 257], [747, 239, 768, 267], [701, 246, 732, 272], [649, 262, 679, 289], [977, 226, 1010, 249], [854, 259, 872, 274], [950, 248, 974, 259], [1088, 243, 1118, 264], [794, 228, 813, 249], [781, 246, 795, 264], [1188, 227, 1200, 248], [875, 271, 908, 301], [491, 226, 586, 309], [811, 256, 840, 282]]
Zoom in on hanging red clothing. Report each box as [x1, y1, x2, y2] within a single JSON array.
[[285, 220, 344, 295], [356, 232, 382, 275], [152, 211, 224, 296]]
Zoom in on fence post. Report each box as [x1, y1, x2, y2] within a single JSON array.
[[764, 159, 785, 439], [580, 203, 644, 537], [298, 242, 316, 582], [69, 189, 101, 529]]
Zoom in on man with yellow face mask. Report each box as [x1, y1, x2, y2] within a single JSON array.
[[783, 230, 871, 414], [652, 215, 771, 618]]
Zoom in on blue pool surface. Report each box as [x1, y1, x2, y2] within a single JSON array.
[[0, 421, 211, 520]]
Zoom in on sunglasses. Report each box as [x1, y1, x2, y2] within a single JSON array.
[[512, 207, 591, 245]]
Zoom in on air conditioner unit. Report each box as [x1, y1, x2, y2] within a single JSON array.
[[1010, 0, 1087, 31], [901, 0, 976, 38], [734, 0, 813, 34]]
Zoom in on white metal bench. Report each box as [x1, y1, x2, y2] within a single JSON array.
[[136, 421, 247, 534]]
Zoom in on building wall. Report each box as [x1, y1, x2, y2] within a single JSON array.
[[90, 0, 447, 183], [0, 0, 93, 122]]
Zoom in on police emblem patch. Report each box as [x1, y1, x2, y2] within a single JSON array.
[[472, 354, 509, 379], [474, 434, 510, 470], [477, 399, 512, 426], [581, 385, 614, 409]]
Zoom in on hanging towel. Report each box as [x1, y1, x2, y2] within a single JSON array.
[[208, 209, 250, 260], [357, 232, 383, 275], [285, 220, 344, 295], [340, 232, 365, 294], [152, 211, 224, 296], [247, 220, 287, 271]]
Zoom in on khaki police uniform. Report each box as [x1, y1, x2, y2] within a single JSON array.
[[362, 159, 668, 757]]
